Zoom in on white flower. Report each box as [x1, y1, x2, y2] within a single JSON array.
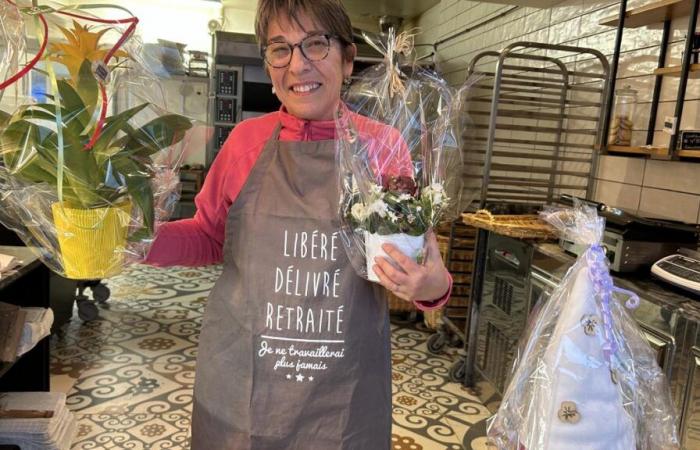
[[430, 182, 444, 192], [351, 203, 367, 222], [422, 183, 447, 206], [367, 199, 389, 218], [369, 183, 383, 195], [407, 213, 416, 224], [398, 193, 413, 202]]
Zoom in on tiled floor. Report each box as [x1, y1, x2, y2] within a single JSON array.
[[50, 264, 494, 449]]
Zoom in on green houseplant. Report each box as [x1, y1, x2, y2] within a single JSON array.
[[0, 21, 192, 279]]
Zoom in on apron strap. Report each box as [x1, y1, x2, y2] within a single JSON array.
[[271, 122, 283, 141]]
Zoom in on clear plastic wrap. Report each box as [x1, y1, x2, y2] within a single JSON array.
[[0, 1, 194, 280], [0, 1, 26, 102], [487, 202, 680, 450], [336, 30, 474, 281]]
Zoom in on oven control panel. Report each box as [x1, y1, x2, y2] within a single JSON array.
[[216, 98, 237, 123], [217, 69, 238, 95]]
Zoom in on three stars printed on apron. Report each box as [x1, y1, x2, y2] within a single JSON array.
[[286, 373, 314, 382]]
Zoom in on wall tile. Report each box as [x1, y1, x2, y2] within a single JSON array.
[[579, 3, 617, 37], [651, 130, 672, 148], [596, 155, 646, 184], [416, 0, 700, 222], [638, 187, 700, 223], [659, 77, 700, 103], [551, 0, 582, 24], [653, 99, 700, 131], [615, 46, 661, 79], [592, 179, 642, 211], [630, 130, 649, 147], [581, 1, 617, 15], [643, 159, 700, 194]]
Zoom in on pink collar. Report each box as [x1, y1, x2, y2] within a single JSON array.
[[277, 106, 337, 141]]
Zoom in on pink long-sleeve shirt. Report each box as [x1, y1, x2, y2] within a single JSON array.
[[146, 107, 450, 310]]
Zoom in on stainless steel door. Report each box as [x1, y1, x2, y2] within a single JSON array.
[[476, 235, 533, 395]]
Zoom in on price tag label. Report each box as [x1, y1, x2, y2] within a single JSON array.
[[91, 60, 110, 83], [663, 116, 677, 135]]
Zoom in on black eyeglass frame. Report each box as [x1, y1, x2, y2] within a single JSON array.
[[261, 33, 344, 68]]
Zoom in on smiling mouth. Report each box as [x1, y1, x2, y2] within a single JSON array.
[[291, 82, 321, 93]]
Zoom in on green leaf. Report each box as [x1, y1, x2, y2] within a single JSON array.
[[111, 156, 154, 233], [91, 103, 149, 160], [18, 107, 56, 123], [56, 79, 91, 133], [41, 124, 102, 207], [1, 120, 58, 185], [74, 59, 98, 119], [0, 110, 10, 128], [121, 114, 193, 157]]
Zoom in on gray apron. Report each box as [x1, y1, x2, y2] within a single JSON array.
[[191, 124, 391, 450]]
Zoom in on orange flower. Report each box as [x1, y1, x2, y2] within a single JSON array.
[[48, 20, 128, 84]]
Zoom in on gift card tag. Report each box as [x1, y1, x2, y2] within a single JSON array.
[[92, 61, 111, 83]]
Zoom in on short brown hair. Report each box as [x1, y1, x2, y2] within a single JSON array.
[[255, 0, 354, 57]]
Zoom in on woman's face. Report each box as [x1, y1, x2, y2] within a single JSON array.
[[265, 12, 354, 121]]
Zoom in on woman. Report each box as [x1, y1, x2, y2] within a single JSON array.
[[146, 1, 452, 448]]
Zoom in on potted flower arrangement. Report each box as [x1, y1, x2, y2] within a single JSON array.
[[343, 174, 450, 282], [0, 19, 192, 279], [335, 29, 469, 283]]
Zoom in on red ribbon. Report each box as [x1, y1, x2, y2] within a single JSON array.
[[0, 0, 139, 150]]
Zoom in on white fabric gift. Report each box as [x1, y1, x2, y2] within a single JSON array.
[[487, 202, 680, 450]]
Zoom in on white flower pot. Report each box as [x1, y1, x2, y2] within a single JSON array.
[[365, 232, 425, 282]]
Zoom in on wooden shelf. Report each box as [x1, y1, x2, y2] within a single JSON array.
[[653, 64, 700, 77], [607, 145, 669, 156], [599, 0, 690, 28], [677, 149, 700, 158]]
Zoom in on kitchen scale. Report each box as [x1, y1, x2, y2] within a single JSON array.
[[651, 248, 700, 296]]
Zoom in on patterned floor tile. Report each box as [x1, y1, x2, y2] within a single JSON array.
[[72, 411, 190, 450], [51, 373, 79, 395], [116, 332, 195, 359], [392, 425, 464, 450], [50, 264, 491, 449]]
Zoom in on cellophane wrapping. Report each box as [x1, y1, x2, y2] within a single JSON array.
[[487, 202, 679, 449], [0, 1, 194, 280], [336, 30, 476, 281]]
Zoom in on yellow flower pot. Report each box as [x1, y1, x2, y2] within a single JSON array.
[[52, 202, 132, 280]]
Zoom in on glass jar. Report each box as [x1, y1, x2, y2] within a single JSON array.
[[608, 85, 637, 146]]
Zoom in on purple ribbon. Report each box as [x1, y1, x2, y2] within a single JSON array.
[[585, 244, 640, 363]]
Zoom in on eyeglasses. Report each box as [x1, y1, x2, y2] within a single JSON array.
[[262, 33, 340, 68]]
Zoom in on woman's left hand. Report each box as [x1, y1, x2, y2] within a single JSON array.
[[372, 230, 450, 302]]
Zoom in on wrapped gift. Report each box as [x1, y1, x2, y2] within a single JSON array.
[[488, 202, 680, 450], [335, 30, 477, 281], [0, 2, 193, 279]]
